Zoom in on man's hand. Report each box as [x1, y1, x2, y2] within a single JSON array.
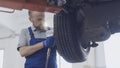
[[43, 36, 55, 48]]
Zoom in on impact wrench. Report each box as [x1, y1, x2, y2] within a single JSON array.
[[45, 27, 54, 68], [45, 48, 51, 68]]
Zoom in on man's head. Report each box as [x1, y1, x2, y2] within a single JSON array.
[[28, 11, 45, 29]]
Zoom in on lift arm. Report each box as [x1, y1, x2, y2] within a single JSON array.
[[0, 0, 62, 13]]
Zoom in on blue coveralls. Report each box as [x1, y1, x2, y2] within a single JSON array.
[[25, 27, 57, 68]]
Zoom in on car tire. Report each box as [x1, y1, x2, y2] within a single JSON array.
[[54, 9, 90, 63]]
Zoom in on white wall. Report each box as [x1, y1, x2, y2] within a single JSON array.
[[104, 33, 120, 68], [0, 50, 4, 68], [95, 43, 106, 68], [0, 37, 25, 68]]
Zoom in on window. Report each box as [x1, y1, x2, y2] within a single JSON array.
[[0, 49, 4, 68], [104, 33, 120, 68]]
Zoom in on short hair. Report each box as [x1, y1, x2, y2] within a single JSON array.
[[28, 10, 45, 17]]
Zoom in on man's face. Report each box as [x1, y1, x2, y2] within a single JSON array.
[[29, 11, 45, 29]]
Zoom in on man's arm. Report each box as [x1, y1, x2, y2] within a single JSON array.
[[19, 36, 55, 57], [17, 28, 55, 57], [18, 29, 44, 57], [19, 42, 44, 57]]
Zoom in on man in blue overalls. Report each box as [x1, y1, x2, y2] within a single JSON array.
[[17, 11, 57, 68]]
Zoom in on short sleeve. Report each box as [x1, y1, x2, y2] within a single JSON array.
[[17, 29, 28, 51]]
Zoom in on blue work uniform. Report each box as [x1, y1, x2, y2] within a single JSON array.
[[25, 27, 57, 68]]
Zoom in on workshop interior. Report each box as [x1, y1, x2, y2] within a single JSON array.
[[0, 0, 120, 68]]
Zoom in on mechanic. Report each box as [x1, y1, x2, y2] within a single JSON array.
[[17, 11, 57, 68]]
